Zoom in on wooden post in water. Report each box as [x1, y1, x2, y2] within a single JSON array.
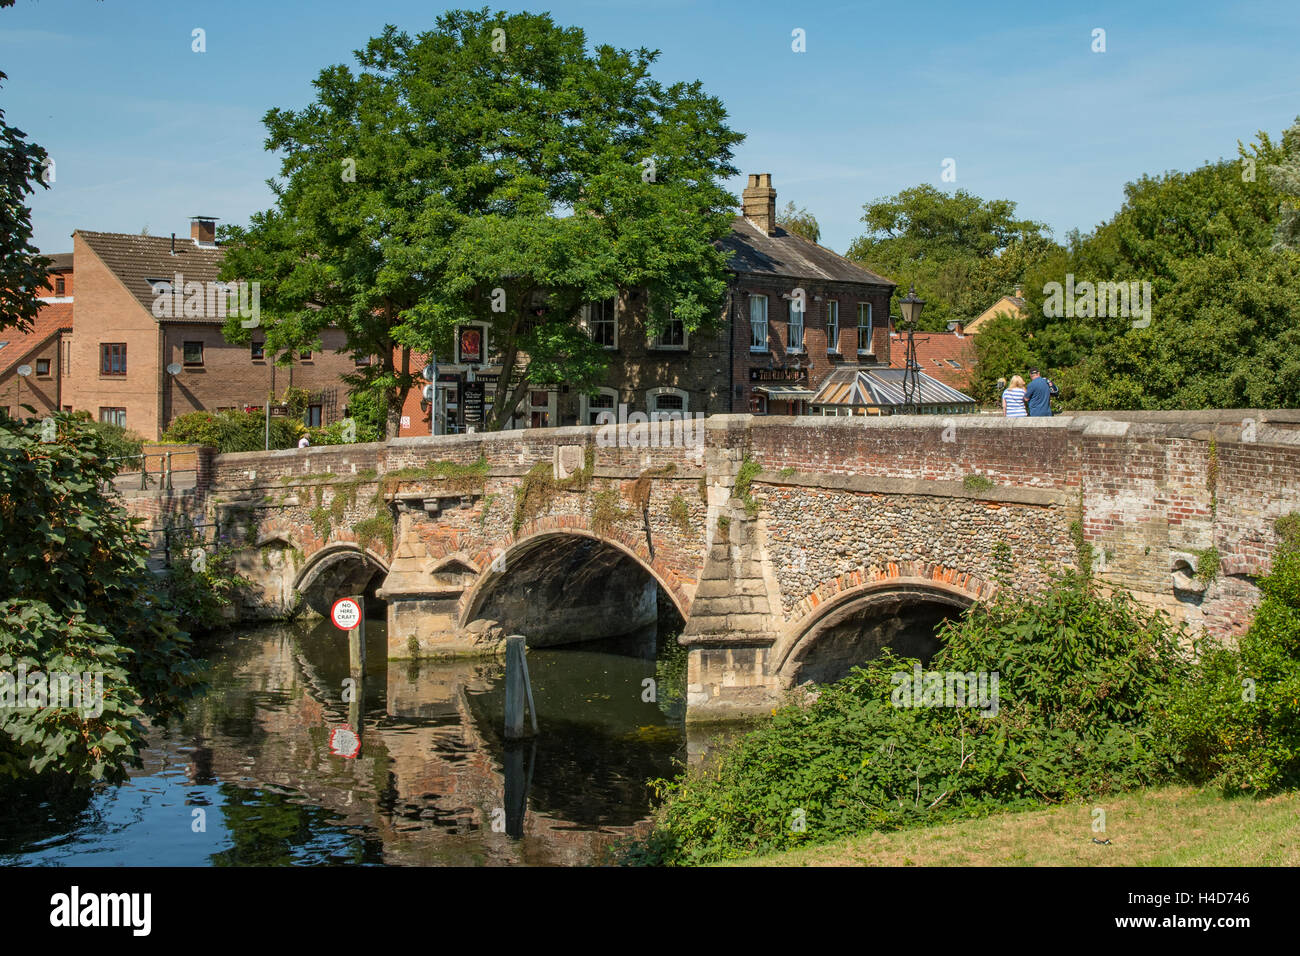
[[504, 635, 538, 738], [348, 596, 366, 676]]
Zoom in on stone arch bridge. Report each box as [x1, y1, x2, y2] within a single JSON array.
[[190, 410, 1300, 720]]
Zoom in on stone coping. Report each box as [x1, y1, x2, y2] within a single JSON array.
[[211, 409, 1300, 468], [754, 470, 1070, 507]]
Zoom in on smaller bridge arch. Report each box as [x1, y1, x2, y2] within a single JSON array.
[[294, 542, 391, 616], [772, 564, 993, 688]]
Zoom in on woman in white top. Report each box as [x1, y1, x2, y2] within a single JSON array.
[[1002, 375, 1028, 418]]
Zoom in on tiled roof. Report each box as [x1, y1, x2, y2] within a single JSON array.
[[0, 301, 72, 376], [888, 331, 977, 391], [722, 217, 895, 288], [45, 253, 74, 271], [76, 231, 225, 321]]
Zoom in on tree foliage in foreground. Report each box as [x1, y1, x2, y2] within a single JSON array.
[[0, 69, 51, 334], [0, 413, 205, 786], [221, 8, 742, 434]]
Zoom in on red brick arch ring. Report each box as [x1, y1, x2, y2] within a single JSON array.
[[769, 562, 996, 689]]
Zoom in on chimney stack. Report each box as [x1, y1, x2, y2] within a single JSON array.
[[742, 173, 777, 236], [190, 216, 218, 247]]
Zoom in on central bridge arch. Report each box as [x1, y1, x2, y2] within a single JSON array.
[[771, 567, 993, 688], [460, 528, 688, 647]]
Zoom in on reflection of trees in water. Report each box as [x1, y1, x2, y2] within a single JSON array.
[[210, 783, 385, 866], [0, 778, 97, 854]]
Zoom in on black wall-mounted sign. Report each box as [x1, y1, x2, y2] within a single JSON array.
[[749, 366, 809, 383]]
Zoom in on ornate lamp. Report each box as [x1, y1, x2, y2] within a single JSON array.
[[898, 284, 925, 413]]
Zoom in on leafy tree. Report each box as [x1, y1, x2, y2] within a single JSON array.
[[1265, 118, 1300, 251], [847, 184, 1059, 331], [0, 69, 51, 333], [776, 200, 820, 243], [0, 413, 204, 785], [1000, 118, 1300, 411], [220, 9, 742, 434]]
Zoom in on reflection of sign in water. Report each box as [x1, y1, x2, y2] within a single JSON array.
[[458, 326, 483, 364], [463, 380, 486, 429], [330, 597, 361, 630], [329, 725, 361, 759]]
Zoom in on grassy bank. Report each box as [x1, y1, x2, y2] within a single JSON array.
[[730, 786, 1300, 867]]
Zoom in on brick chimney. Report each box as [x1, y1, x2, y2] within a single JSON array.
[[190, 216, 218, 247], [742, 173, 777, 236]]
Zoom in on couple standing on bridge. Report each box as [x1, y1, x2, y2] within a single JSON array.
[[1001, 368, 1058, 418]]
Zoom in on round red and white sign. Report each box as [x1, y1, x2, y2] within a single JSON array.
[[329, 725, 361, 759], [330, 597, 362, 631]]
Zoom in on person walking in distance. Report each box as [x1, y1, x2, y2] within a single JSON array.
[[1024, 367, 1058, 417], [1002, 375, 1028, 418]]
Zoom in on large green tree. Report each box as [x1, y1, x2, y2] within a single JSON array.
[[0, 69, 51, 333], [221, 9, 742, 434], [976, 118, 1300, 410], [847, 184, 1059, 331]]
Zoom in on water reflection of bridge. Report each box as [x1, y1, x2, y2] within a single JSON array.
[[181, 622, 687, 865]]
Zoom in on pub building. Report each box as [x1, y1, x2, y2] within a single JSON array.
[[397, 173, 975, 436]]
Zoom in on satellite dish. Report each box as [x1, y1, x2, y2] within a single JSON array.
[[422, 362, 437, 382], [15, 364, 31, 377], [166, 363, 183, 376]]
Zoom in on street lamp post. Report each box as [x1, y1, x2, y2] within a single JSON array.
[[898, 284, 926, 414]]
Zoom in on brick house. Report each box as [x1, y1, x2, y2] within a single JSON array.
[[397, 173, 900, 434], [64, 218, 359, 439], [888, 323, 978, 393], [0, 254, 74, 418]]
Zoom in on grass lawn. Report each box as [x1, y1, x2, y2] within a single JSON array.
[[729, 786, 1300, 866]]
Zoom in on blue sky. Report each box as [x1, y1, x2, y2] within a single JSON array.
[[5, 0, 1299, 256]]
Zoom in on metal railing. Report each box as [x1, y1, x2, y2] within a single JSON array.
[[107, 450, 176, 490]]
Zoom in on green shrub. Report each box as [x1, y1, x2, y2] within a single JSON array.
[[162, 410, 304, 453], [83, 418, 145, 469], [634, 572, 1189, 865], [1164, 515, 1300, 793]]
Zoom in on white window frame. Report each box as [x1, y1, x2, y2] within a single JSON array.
[[646, 386, 689, 418], [788, 296, 804, 353], [649, 311, 688, 351], [580, 387, 620, 425], [857, 302, 874, 356], [582, 298, 618, 350], [750, 294, 768, 352], [826, 300, 839, 353]]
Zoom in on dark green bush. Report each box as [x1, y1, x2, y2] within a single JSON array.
[[1164, 515, 1300, 793], [162, 410, 303, 452], [636, 571, 1190, 865]]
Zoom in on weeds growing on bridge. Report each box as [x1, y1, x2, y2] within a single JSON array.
[[510, 447, 595, 536], [733, 457, 762, 519], [379, 456, 488, 496]]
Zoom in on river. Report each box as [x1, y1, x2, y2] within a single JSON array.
[[0, 613, 694, 866]]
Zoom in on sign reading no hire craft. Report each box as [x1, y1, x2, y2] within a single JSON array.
[[330, 597, 362, 631]]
